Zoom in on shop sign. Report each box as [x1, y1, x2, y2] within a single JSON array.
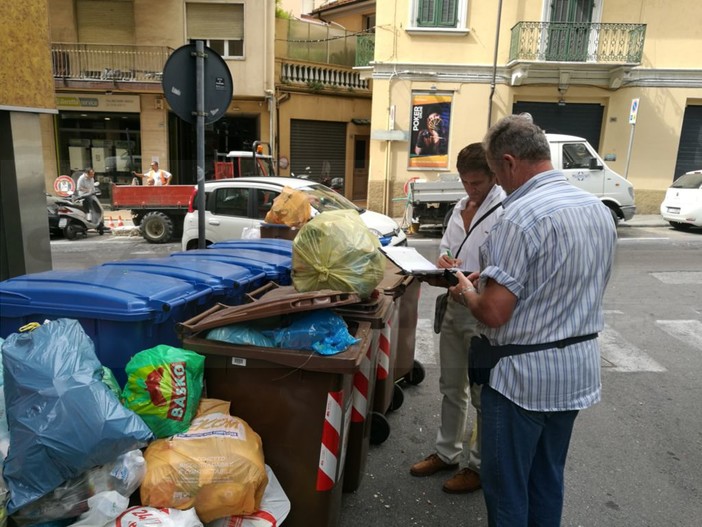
[[56, 94, 141, 112], [408, 92, 453, 169]]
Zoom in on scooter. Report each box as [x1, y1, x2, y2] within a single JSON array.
[[54, 182, 108, 239]]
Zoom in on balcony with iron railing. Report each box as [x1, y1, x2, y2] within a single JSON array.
[[507, 22, 645, 88], [51, 43, 173, 86], [510, 22, 646, 64]]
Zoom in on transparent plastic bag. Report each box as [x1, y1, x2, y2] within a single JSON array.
[[11, 450, 146, 526], [104, 506, 203, 527], [292, 209, 386, 299]]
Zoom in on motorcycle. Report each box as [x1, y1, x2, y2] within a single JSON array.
[[52, 181, 108, 239]]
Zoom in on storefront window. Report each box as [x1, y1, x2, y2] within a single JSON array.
[[56, 111, 141, 199]]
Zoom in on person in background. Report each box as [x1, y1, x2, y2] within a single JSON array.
[[133, 161, 172, 186], [450, 115, 617, 525], [410, 143, 505, 493], [76, 168, 102, 224]]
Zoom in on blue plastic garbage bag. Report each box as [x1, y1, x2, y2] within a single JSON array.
[[1, 319, 153, 514], [264, 310, 359, 355]]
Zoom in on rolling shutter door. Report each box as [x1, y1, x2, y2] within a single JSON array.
[[290, 120, 346, 184], [77, 0, 134, 44], [512, 102, 604, 151], [673, 105, 702, 180]]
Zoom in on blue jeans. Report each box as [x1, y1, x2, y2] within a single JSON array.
[[481, 385, 579, 527]]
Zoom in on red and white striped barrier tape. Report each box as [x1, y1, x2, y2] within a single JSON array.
[[351, 342, 373, 423], [317, 390, 343, 491]]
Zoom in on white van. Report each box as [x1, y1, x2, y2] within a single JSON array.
[[546, 134, 636, 223], [411, 133, 636, 230]]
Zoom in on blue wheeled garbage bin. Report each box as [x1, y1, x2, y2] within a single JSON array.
[[210, 239, 293, 256], [171, 248, 292, 285], [100, 258, 266, 306], [0, 268, 211, 385]]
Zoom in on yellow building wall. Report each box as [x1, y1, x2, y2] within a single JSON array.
[[369, 0, 702, 216]]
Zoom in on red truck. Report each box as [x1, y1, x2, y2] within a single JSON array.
[[111, 145, 275, 243]]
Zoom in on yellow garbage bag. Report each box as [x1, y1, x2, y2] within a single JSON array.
[[292, 209, 386, 299], [141, 399, 268, 523], [264, 186, 311, 228]]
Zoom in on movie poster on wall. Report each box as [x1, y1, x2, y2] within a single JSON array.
[[408, 92, 452, 169]]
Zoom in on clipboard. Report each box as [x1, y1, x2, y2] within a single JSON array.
[[379, 246, 443, 276]]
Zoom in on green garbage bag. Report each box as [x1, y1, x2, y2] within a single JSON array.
[[292, 209, 386, 299], [122, 345, 205, 438]]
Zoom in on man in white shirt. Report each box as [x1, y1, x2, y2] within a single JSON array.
[[133, 161, 172, 186], [409, 143, 505, 494]]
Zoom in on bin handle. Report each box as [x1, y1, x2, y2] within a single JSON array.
[[245, 281, 280, 303], [176, 302, 226, 338]]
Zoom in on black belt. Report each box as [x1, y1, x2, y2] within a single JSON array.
[[487, 333, 599, 356], [468, 333, 599, 386]]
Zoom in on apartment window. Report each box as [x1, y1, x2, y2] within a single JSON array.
[[417, 0, 458, 27], [186, 2, 244, 58], [410, 0, 468, 32]]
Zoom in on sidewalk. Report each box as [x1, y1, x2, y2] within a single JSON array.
[[619, 214, 667, 228]]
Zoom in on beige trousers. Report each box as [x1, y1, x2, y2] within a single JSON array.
[[435, 297, 482, 472]]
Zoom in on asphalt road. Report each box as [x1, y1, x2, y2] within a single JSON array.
[[48, 224, 702, 527]]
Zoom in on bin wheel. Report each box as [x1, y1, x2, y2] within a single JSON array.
[[406, 360, 426, 385], [370, 412, 390, 445], [389, 383, 404, 412]]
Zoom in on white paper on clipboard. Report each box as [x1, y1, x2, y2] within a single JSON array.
[[380, 246, 443, 275]]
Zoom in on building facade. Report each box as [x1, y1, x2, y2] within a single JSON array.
[[363, 0, 702, 216], [45, 0, 276, 198]]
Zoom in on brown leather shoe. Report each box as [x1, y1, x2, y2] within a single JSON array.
[[442, 468, 482, 493], [409, 453, 458, 477]]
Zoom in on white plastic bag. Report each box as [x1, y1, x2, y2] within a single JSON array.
[[105, 506, 203, 527], [206, 466, 290, 527], [70, 491, 129, 526], [242, 226, 261, 239]]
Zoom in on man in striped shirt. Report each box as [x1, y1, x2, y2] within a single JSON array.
[[450, 115, 617, 526]]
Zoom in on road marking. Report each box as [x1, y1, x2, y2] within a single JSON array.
[[600, 325, 666, 372], [414, 319, 439, 366], [650, 271, 702, 285], [604, 310, 625, 315], [656, 320, 702, 351]]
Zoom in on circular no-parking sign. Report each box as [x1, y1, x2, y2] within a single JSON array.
[[54, 175, 75, 197]]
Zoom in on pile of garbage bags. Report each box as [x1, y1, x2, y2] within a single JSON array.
[[0, 319, 290, 527]]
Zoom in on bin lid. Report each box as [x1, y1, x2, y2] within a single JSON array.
[[377, 260, 414, 297], [170, 249, 290, 279], [209, 239, 293, 256], [258, 285, 394, 326], [101, 258, 264, 291], [0, 268, 209, 322], [178, 288, 360, 335]]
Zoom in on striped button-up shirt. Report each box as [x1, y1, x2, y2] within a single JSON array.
[[478, 170, 617, 411]]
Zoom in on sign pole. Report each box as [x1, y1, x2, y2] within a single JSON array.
[[624, 98, 640, 180], [196, 40, 206, 249]]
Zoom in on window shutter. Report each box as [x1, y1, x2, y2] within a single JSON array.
[[417, 0, 435, 25], [438, 0, 458, 26], [186, 3, 244, 39], [77, 0, 134, 44]]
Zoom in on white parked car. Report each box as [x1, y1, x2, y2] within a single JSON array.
[[181, 177, 408, 250], [660, 169, 702, 230]]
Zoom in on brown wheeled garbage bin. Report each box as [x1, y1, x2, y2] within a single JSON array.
[[178, 290, 371, 527], [377, 261, 425, 387]]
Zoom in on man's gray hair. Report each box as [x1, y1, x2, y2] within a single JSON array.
[[483, 114, 551, 162]]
